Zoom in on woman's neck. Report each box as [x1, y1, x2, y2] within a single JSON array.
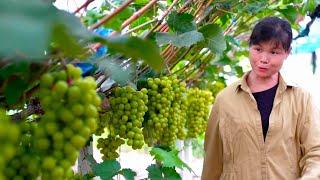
[[247, 71, 279, 93]]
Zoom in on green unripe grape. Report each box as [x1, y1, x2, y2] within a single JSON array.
[[53, 132, 64, 143], [62, 128, 73, 139], [85, 104, 98, 118], [57, 71, 67, 81], [52, 167, 64, 177], [71, 104, 84, 116], [86, 117, 97, 132], [42, 157, 56, 170], [40, 73, 54, 88], [68, 86, 81, 102], [72, 119, 84, 131], [36, 138, 50, 150], [59, 109, 74, 123], [2, 145, 15, 160], [71, 135, 86, 149], [67, 64, 82, 80], [45, 122, 57, 135], [64, 144, 76, 155], [80, 127, 91, 138], [53, 81, 68, 96]]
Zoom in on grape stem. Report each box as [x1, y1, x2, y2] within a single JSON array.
[[11, 98, 43, 122]]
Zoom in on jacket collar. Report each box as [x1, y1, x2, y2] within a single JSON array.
[[235, 71, 296, 94]]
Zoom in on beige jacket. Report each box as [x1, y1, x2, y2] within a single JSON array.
[[202, 72, 320, 180]]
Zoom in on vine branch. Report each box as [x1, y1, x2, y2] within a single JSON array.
[[11, 98, 43, 122], [73, 0, 95, 14], [89, 0, 134, 31], [121, 0, 158, 30]]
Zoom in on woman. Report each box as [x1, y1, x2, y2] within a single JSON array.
[[202, 17, 320, 180]]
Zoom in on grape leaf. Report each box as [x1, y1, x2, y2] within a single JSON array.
[[150, 147, 192, 171], [95, 36, 164, 71], [156, 31, 204, 48], [167, 11, 196, 33], [0, 61, 30, 80], [51, 24, 89, 59], [103, 7, 134, 31], [0, 0, 92, 60], [96, 56, 131, 86], [277, 5, 298, 24], [162, 167, 182, 180], [92, 160, 121, 180], [147, 164, 163, 180], [4, 77, 28, 105], [199, 24, 226, 54], [119, 168, 137, 180]]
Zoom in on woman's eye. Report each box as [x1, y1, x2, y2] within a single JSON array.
[[271, 51, 279, 55], [255, 48, 261, 52]]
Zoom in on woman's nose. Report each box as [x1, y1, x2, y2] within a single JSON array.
[[260, 54, 268, 64]]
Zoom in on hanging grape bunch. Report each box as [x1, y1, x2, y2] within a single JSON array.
[[35, 64, 101, 179], [95, 111, 112, 136], [143, 77, 175, 146], [97, 136, 125, 160], [186, 88, 214, 138], [0, 110, 20, 180], [159, 77, 188, 146], [4, 122, 42, 179], [101, 86, 148, 150]]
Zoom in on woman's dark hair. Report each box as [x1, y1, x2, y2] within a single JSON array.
[[249, 17, 292, 52]]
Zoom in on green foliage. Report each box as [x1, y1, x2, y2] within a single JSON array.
[[241, 1, 268, 15], [147, 164, 163, 179], [92, 160, 137, 180], [103, 8, 134, 31], [0, 61, 42, 105], [302, 0, 320, 13], [277, 5, 299, 24], [4, 77, 28, 105], [162, 167, 181, 180], [96, 36, 164, 71], [147, 164, 181, 180], [156, 31, 204, 47], [167, 12, 197, 33], [190, 135, 205, 158], [150, 147, 191, 171], [119, 168, 137, 180], [0, 0, 91, 60], [92, 160, 121, 180], [199, 24, 226, 54], [51, 24, 89, 59], [97, 56, 131, 85], [82, 9, 106, 26], [135, 0, 150, 5]]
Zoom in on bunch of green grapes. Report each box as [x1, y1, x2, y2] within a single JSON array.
[[35, 64, 101, 179], [3, 122, 41, 179], [97, 135, 125, 160], [95, 111, 112, 136], [143, 77, 175, 146], [0, 109, 20, 180], [159, 77, 188, 146], [106, 86, 148, 150], [186, 88, 214, 138]]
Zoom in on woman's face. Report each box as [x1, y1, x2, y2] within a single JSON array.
[[249, 40, 290, 79]]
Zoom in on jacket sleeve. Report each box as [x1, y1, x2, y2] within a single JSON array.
[[298, 93, 320, 179], [201, 95, 223, 180]]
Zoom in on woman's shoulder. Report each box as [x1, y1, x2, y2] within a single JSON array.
[[214, 80, 242, 103]]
